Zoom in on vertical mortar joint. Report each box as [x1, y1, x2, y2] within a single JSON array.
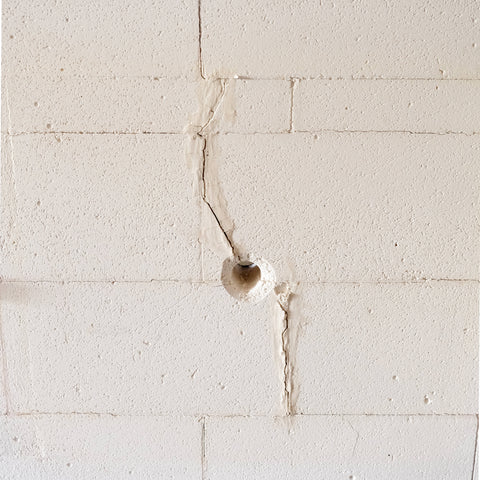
[[289, 78, 298, 133], [197, 0, 205, 79], [201, 415, 207, 480]]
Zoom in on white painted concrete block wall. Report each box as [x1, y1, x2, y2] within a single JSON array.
[[1, 0, 478, 478]]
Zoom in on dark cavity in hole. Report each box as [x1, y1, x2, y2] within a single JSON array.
[[232, 261, 262, 291]]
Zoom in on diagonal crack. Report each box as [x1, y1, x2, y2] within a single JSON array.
[[199, 135, 236, 257], [195, 79, 237, 258]]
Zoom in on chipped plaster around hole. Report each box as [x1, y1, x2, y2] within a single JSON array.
[[221, 256, 276, 303]]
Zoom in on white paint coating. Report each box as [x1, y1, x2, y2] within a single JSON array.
[[0, 415, 202, 479], [3, 0, 199, 78], [2, 76, 199, 134], [201, 0, 480, 79], [1, 134, 201, 281], [206, 415, 477, 479], [211, 133, 479, 283], [1, 0, 479, 477], [295, 79, 480, 134], [295, 282, 478, 414], [1, 282, 281, 415]]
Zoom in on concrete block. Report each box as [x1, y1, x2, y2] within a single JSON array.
[[295, 80, 480, 134], [3, 0, 199, 78], [217, 80, 291, 133], [0, 415, 201, 479], [2, 76, 198, 134], [1, 281, 281, 415], [205, 415, 476, 479], [295, 282, 478, 414], [207, 133, 479, 282], [0, 134, 201, 281], [2, 77, 291, 135], [202, 0, 480, 79]]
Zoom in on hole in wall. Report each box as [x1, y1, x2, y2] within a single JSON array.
[[222, 256, 275, 303], [231, 261, 262, 292]]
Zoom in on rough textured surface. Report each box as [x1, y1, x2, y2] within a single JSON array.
[[1, 281, 281, 415], [216, 80, 291, 133], [1, 134, 201, 281], [2, 77, 290, 135], [201, 0, 480, 79], [3, 0, 199, 78], [209, 133, 479, 283], [206, 415, 477, 479], [295, 282, 478, 414], [0, 415, 202, 479], [295, 79, 480, 134], [2, 76, 198, 134], [1, 0, 479, 477]]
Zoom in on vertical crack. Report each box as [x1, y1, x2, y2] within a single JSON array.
[[276, 284, 294, 415], [198, 0, 205, 79]]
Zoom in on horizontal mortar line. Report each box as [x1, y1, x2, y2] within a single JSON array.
[[296, 77, 480, 82], [285, 412, 478, 418], [212, 130, 479, 136], [211, 129, 290, 135], [1, 279, 478, 285], [295, 129, 480, 136], [2, 74, 200, 81], [6, 412, 478, 418], [207, 129, 479, 136], [5, 129, 478, 137], [4, 130, 290, 137], [0, 279, 223, 286], [199, 412, 479, 418], [203, 75, 480, 81], [5, 131, 186, 136], [219, 129, 479, 136], [5, 73, 480, 82], [4, 130, 289, 136], [302, 278, 480, 284]]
